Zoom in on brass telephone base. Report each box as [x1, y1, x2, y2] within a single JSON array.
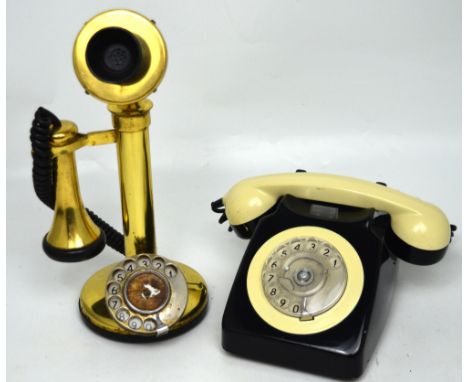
[[79, 260, 208, 342]]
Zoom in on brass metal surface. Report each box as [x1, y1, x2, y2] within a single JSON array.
[[80, 261, 208, 337], [50, 126, 116, 156], [45, 122, 102, 250], [47, 9, 208, 338], [48, 102, 156, 257], [111, 100, 156, 256], [73, 9, 167, 105]]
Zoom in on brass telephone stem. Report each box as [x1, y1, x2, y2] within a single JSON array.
[[109, 99, 156, 257]]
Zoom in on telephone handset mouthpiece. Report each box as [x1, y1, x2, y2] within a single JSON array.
[[212, 173, 454, 265], [31, 9, 209, 341]]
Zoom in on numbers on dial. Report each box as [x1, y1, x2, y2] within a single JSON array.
[[261, 236, 347, 319], [107, 282, 120, 295], [152, 258, 164, 270], [143, 319, 157, 332], [307, 240, 318, 250], [128, 317, 142, 330], [105, 254, 188, 336], [108, 296, 122, 310], [138, 256, 151, 268], [113, 269, 125, 282], [276, 297, 289, 308], [116, 308, 130, 322], [329, 255, 342, 269], [124, 260, 136, 272], [165, 265, 177, 278]]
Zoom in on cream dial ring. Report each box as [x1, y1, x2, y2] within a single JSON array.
[[247, 226, 364, 335]]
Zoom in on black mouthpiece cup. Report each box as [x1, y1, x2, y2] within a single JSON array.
[[86, 27, 147, 84]]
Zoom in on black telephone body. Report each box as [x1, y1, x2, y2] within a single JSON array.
[[212, 172, 454, 379]]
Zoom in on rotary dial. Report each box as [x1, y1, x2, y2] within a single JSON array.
[[261, 237, 347, 320], [106, 254, 188, 336]]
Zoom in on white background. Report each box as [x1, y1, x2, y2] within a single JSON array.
[[6, 1, 461, 381]]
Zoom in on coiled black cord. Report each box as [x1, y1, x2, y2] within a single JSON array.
[[30, 107, 125, 255]]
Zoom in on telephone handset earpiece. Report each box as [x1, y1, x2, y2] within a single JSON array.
[[213, 172, 454, 265]]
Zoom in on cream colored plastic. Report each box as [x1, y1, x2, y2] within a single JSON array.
[[222, 173, 451, 251]]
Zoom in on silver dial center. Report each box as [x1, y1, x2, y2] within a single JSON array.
[[295, 268, 313, 285]]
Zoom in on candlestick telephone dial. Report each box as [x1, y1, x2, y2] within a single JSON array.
[[30, 8, 455, 379]]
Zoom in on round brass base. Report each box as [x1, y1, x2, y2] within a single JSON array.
[[79, 261, 208, 341]]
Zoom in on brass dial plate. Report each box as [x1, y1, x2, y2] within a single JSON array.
[[79, 260, 208, 338], [106, 254, 188, 336]]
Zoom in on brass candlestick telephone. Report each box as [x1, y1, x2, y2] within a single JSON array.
[[30, 9, 207, 340], [212, 172, 455, 378]]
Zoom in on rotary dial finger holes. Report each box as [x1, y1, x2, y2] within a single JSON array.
[[105, 254, 188, 336]]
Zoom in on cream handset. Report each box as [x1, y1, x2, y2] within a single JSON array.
[[213, 172, 452, 265]]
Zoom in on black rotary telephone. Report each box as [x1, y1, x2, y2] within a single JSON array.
[[212, 171, 455, 379]]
